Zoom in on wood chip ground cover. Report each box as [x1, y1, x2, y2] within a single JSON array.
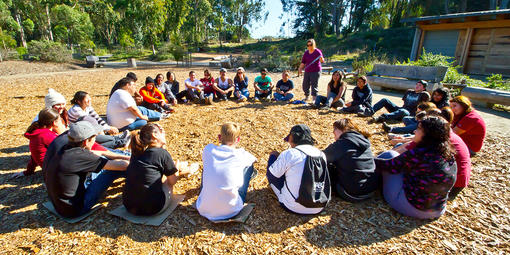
[[0, 63, 508, 254]]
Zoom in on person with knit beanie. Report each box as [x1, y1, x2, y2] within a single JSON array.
[[33, 88, 69, 127]]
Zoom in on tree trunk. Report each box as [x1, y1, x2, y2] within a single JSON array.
[[46, 4, 54, 41], [15, 12, 27, 48], [152, 44, 156, 55], [444, 0, 449, 14]]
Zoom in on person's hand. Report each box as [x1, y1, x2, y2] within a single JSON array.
[[345, 102, 352, 107], [171, 99, 177, 105], [141, 115, 149, 121]]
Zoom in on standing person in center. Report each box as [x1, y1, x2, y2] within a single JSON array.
[[298, 39, 324, 102], [273, 70, 295, 102], [253, 68, 273, 102]]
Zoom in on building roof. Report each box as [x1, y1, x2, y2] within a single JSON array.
[[402, 9, 510, 23]]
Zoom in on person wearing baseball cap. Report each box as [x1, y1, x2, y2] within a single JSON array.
[[44, 120, 130, 218], [214, 68, 234, 101], [266, 124, 328, 214], [359, 80, 430, 123]]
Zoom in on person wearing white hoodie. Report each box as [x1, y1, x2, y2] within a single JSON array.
[[196, 123, 257, 221]]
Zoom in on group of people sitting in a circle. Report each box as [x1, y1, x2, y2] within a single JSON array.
[[17, 65, 486, 222]]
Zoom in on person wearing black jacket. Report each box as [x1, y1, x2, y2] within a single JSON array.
[[339, 76, 373, 115], [360, 80, 430, 122], [323, 118, 378, 202]]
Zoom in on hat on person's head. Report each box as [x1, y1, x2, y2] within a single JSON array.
[[284, 124, 315, 145], [236, 67, 245, 73], [220, 68, 227, 73], [145, 76, 155, 85], [68, 120, 103, 143], [45, 88, 66, 108], [418, 80, 428, 88]]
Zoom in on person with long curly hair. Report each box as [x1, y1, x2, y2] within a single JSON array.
[[375, 116, 457, 219]]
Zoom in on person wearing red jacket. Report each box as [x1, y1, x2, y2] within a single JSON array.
[[139, 76, 174, 113], [13, 108, 66, 177]]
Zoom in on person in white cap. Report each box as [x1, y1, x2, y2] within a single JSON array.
[[44, 121, 129, 218], [33, 88, 69, 127]]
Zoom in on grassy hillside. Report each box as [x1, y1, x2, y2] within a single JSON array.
[[211, 27, 414, 63]]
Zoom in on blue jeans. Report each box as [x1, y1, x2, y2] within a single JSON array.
[[273, 92, 294, 101], [255, 89, 272, 99], [315, 92, 344, 108], [377, 151, 445, 219], [119, 106, 161, 131], [235, 88, 250, 99], [266, 154, 283, 190], [238, 165, 255, 202], [187, 88, 204, 102], [372, 98, 410, 121], [81, 169, 126, 215], [266, 154, 306, 214], [391, 117, 418, 134]]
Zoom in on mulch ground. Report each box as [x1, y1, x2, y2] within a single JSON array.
[[0, 62, 508, 254]]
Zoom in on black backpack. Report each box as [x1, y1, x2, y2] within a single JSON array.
[[285, 147, 331, 208]]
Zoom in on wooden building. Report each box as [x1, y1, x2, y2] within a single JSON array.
[[403, 9, 510, 76]]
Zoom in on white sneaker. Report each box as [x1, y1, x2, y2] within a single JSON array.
[[160, 113, 170, 120]]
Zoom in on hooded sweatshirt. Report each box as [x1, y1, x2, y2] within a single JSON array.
[[323, 131, 377, 196], [25, 128, 58, 167]]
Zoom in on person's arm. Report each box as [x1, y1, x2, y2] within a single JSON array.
[[103, 159, 129, 171], [333, 85, 347, 103], [359, 86, 373, 105], [212, 78, 223, 93], [226, 78, 235, 93], [127, 106, 149, 121], [374, 149, 415, 174], [92, 149, 130, 160], [452, 126, 466, 135], [139, 88, 161, 104], [154, 88, 168, 104], [253, 78, 262, 92], [393, 141, 413, 154]]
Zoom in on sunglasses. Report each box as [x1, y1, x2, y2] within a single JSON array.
[[307, 44, 313, 46], [261, 72, 267, 75]]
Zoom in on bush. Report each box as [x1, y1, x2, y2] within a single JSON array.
[[486, 74, 510, 91], [16, 47, 27, 59], [352, 51, 391, 75], [28, 40, 71, 62]]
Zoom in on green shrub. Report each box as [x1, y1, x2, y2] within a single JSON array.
[[352, 51, 390, 75], [486, 74, 510, 90], [28, 40, 71, 62], [16, 47, 27, 59]]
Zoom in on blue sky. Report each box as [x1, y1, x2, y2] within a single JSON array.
[[249, 0, 294, 39]]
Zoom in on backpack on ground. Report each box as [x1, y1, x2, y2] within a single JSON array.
[[285, 147, 331, 208]]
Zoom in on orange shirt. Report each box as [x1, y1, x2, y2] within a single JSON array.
[[139, 86, 167, 104]]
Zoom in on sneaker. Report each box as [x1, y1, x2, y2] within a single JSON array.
[[337, 108, 346, 113], [237, 97, 247, 102], [373, 115, 386, 123], [160, 113, 170, 120], [357, 112, 372, 117], [382, 122, 392, 133], [118, 130, 130, 140], [254, 97, 260, 102], [320, 106, 330, 110]]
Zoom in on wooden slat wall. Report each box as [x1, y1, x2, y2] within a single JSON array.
[[465, 28, 510, 75]]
